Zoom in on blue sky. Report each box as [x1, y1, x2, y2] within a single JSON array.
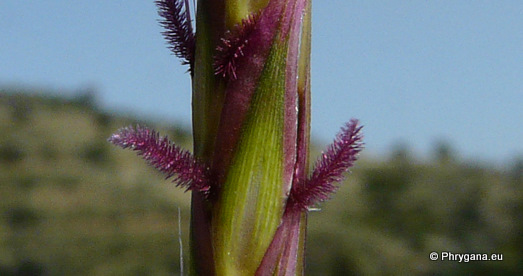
[[1, 1, 522, 164]]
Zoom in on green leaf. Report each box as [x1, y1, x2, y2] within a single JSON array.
[[213, 39, 288, 275]]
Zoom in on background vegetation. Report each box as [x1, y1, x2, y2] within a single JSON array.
[[1, 88, 521, 275]]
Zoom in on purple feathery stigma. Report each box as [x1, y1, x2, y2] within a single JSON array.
[[214, 14, 258, 80], [108, 125, 210, 193], [156, 0, 195, 69], [289, 119, 363, 211]]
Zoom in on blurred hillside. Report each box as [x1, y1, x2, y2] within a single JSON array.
[[0, 88, 521, 275]]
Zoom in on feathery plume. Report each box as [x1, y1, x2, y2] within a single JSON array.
[[214, 14, 258, 80], [108, 125, 210, 193], [289, 119, 363, 211], [156, 0, 195, 69]]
